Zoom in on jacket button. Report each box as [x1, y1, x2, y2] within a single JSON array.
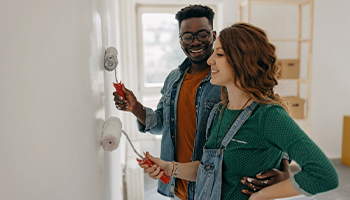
[[171, 118, 174, 121]]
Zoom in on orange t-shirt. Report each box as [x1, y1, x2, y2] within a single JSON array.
[[175, 68, 210, 200]]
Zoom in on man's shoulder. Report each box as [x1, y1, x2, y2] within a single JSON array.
[[163, 58, 191, 83], [167, 67, 181, 76], [163, 68, 181, 85]]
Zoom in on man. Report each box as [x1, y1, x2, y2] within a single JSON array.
[[114, 4, 290, 200]]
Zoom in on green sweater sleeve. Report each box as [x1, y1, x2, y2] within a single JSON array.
[[262, 105, 338, 195]]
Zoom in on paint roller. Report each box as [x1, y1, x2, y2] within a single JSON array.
[[103, 47, 170, 184], [104, 46, 125, 99], [101, 117, 171, 184]]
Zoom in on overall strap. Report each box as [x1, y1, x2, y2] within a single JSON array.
[[205, 102, 221, 140], [220, 101, 258, 149]]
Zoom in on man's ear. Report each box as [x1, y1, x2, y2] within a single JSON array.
[[212, 30, 217, 41]]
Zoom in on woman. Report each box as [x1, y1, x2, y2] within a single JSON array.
[[139, 23, 338, 200]]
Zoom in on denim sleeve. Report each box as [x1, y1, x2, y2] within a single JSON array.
[[136, 87, 166, 135], [136, 106, 163, 134]]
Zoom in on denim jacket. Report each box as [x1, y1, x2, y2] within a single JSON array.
[[137, 58, 221, 199]]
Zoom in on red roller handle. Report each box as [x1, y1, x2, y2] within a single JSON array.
[[113, 82, 125, 99], [137, 157, 171, 184]]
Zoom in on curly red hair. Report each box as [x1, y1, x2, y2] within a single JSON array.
[[218, 23, 287, 110]]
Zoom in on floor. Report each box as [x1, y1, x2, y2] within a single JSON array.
[[144, 159, 350, 200]]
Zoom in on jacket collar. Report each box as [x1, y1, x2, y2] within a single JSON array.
[[178, 58, 212, 82], [178, 57, 191, 74]]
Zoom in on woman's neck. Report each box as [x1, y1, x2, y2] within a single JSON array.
[[226, 86, 252, 110]]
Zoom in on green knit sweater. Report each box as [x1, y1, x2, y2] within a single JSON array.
[[206, 103, 338, 200]]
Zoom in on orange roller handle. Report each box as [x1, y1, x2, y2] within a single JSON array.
[[113, 82, 125, 99]]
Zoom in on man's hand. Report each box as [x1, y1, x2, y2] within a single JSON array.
[[113, 84, 137, 111], [241, 158, 291, 195], [113, 84, 147, 125]]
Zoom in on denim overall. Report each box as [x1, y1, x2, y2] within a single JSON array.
[[195, 101, 258, 200]]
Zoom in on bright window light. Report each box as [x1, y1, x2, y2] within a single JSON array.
[[141, 13, 186, 86]]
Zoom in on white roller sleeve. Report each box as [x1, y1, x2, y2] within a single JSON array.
[[101, 117, 122, 151]]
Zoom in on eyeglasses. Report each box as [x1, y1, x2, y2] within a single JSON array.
[[179, 30, 213, 45]]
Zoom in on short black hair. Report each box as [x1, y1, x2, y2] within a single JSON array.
[[175, 4, 215, 29]]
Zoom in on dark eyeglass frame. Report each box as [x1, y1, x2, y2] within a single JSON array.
[[179, 30, 214, 45]]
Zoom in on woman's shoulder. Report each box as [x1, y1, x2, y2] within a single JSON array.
[[256, 103, 289, 118]]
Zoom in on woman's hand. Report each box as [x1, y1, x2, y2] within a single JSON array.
[[137, 152, 173, 179]]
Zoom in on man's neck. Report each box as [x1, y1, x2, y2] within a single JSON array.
[[188, 62, 211, 75]]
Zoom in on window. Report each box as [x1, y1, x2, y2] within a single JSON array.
[[142, 13, 185, 86], [137, 5, 187, 108]]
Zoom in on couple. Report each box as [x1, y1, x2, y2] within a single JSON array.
[[114, 5, 338, 200]]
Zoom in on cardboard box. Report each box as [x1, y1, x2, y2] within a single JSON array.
[[342, 116, 350, 167], [283, 96, 305, 119], [277, 59, 300, 79]]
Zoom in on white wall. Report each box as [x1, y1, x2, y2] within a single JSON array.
[[0, 0, 123, 200], [309, 0, 350, 158]]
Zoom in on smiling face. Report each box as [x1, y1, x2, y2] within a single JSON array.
[[179, 17, 216, 63], [207, 38, 235, 87]]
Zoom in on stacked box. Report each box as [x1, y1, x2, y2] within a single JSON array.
[[283, 96, 305, 119], [277, 59, 300, 79]]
